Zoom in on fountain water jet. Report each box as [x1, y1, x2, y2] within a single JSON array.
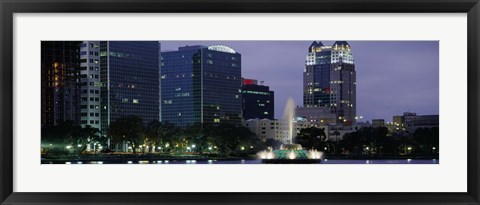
[[283, 97, 296, 144], [257, 97, 324, 163]]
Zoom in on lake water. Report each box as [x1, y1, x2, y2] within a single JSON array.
[[43, 159, 439, 164]]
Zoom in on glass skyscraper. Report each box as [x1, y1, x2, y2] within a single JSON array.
[[303, 41, 356, 125], [241, 78, 274, 120], [100, 41, 161, 133], [41, 41, 82, 127], [161, 45, 242, 127]]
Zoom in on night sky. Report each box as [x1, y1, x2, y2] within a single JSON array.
[[161, 41, 439, 122]]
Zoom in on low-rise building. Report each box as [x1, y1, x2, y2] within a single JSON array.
[[295, 106, 337, 126], [371, 119, 385, 127], [392, 112, 439, 132], [244, 118, 322, 144]]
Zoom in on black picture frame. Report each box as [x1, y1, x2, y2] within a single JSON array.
[[1, 0, 479, 204]]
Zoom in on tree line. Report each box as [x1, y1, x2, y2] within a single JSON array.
[[108, 116, 261, 156], [42, 115, 264, 156], [295, 126, 439, 159], [41, 116, 439, 159]]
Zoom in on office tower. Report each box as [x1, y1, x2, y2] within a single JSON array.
[[241, 78, 274, 120], [100, 41, 161, 134], [303, 41, 356, 125], [41, 41, 82, 127], [79, 41, 101, 129], [161, 45, 242, 126]]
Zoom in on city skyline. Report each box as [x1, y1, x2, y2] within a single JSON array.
[[161, 41, 439, 122], [40, 40, 440, 164]]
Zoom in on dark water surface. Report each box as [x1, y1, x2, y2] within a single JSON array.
[[42, 159, 439, 164]]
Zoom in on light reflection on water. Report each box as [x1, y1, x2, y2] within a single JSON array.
[[47, 159, 439, 164]]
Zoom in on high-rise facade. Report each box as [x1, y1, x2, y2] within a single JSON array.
[[100, 41, 161, 133], [41, 41, 82, 127], [241, 78, 274, 120], [303, 41, 356, 125], [79, 41, 101, 129], [161, 45, 242, 126]]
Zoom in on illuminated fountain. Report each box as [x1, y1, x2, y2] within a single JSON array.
[[258, 98, 324, 163]]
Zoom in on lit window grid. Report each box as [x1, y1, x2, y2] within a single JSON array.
[[100, 41, 160, 133], [161, 48, 242, 126]]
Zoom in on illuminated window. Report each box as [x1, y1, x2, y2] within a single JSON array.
[[133, 99, 139, 104]]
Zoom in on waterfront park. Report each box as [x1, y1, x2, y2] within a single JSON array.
[[41, 98, 439, 164]]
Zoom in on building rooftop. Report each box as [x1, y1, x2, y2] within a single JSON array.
[[177, 45, 207, 51], [208, 45, 237, 53], [333, 41, 350, 47]]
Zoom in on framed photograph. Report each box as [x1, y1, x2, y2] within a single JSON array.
[[1, 0, 479, 204]]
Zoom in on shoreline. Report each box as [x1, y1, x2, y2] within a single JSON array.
[[41, 153, 439, 162]]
